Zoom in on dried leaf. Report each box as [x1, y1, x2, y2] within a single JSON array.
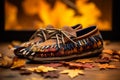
[[117, 50, 120, 55], [102, 49, 113, 55], [11, 41, 22, 46], [82, 63, 95, 69], [43, 63, 62, 68], [42, 71, 59, 78], [98, 64, 116, 70], [62, 62, 82, 68], [36, 66, 57, 72], [111, 59, 119, 62], [112, 55, 120, 60], [8, 45, 14, 50], [11, 58, 26, 69], [0, 55, 13, 68], [95, 59, 110, 63], [62, 62, 94, 69], [66, 62, 84, 69], [26, 66, 57, 73], [60, 69, 84, 78], [75, 59, 93, 63], [113, 50, 120, 56], [100, 53, 112, 60]]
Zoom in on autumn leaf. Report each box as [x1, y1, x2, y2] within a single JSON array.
[[82, 63, 95, 69], [99, 49, 120, 62], [111, 59, 119, 62], [60, 69, 84, 78], [43, 63, 62, 68], [36, 66, 57, 72], [102, 49, 113, 55], [11, 58, 26, 69], [61, 62, 83, 69], [95, 59, 110, 63], [11, 40, 22, 46], [26, 65, 57, 73], [0, 55, 13, 68], [99, 53, 112, 60], [98, 64, 116, 70], [117, 50, 120, 55], [26, 67, 37, 72], [62, 62, 94, 69], [42, 71, 59, 78], [112, 55, 120, 59], [75, 59, 93, 63]]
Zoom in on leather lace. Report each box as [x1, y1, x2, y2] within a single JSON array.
[[29, 29, 47, 41], [46, 28, 77, 48]]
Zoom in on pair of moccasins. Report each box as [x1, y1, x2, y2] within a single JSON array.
[[14, 24, 103, 62]]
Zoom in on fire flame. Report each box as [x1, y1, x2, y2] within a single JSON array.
[[5, 0, 111, 30]]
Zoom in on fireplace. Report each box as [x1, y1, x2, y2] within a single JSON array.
[[0, 0, 120, 41]]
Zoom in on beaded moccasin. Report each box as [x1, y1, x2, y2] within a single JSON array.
[[14, 24, 82, 58], [14, 25, 103, 62]]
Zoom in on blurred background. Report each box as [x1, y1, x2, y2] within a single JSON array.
[[1, 0, 120, 41], [5, 0, 112, 31]]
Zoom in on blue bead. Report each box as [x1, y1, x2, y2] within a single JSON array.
[[64, 44, 67, 50], [89, 37, 94, 43], [88, 37, 94, 46], [69, 43, 74, 49], [67, 43, 71, 50]]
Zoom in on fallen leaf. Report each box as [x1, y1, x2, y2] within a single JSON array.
[[0, 54, 13, 68], [112, 55, 120, 60], [82, 63, 95, 69], [95, 59, 110, 63], [62, 62, 94, 69], [98, 64, 116, 70], [8, 45, 14, 50], [60, 69, 84, 78], [117, 50, 120, 55], [26, 66, 57, 73], [36, 66, 57, 72], [111, 59, 119, 62], [60, 61, 70, 66], [113, 50, 120, 57], [61, 62, 82, 68], [11, 58, 26, 69], [42, 71, 59, 78], [102, 49, 113, 55], [11, 41, 22, 46], [43, 63, 62, 68], [75, 59, 93, 63], [99, 53, 112, 60]]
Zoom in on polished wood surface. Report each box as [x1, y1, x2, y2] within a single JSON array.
[[0, 42, 120, 80]]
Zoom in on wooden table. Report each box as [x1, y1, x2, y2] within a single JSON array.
[[0, 41, 120, 80]]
